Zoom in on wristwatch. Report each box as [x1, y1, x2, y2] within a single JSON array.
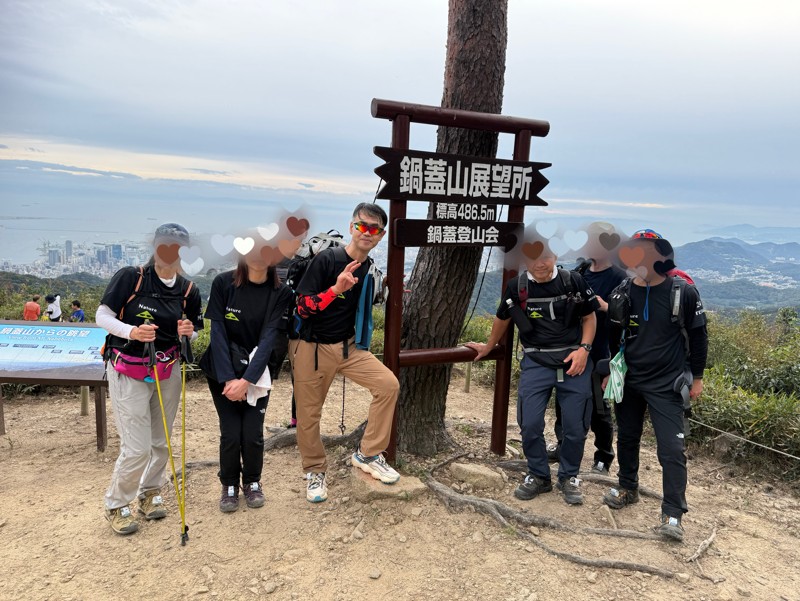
[[579, 343, 592, 352]]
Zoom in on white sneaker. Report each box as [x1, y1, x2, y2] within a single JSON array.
[[306, 472, 328, 503], [352, 449, 400, 484]]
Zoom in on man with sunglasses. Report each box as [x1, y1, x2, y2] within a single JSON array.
[[290, 203, 400, 503]]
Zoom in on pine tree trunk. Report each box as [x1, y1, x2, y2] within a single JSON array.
[[398, 0, 508, 456]]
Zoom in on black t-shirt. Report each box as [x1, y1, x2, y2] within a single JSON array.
[[203, 270, 294, 383], [296, 247, 370, 344], [496, 270, 599, 349], [583, 265, 627, 362], [101, 265, 203, 355], [623, 277, 707, 390]]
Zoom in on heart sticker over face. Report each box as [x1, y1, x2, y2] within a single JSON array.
[[156, 243, 180, 264], [548, 236, 569, 257], [181, 258, 204, 276], [211, 234, 235, 256], [599, 232, 620, 251], [233, 236, 255, 255], [619, 246, 646, 268], [522, 241, 545, 260], [564, 230, 588, 251], [286, 217, 310, 236], [535, 220, 558, 239], [178, 245, 202, 263], [257, 223, 280, 241]]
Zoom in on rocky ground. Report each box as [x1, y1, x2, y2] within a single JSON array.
[[0, 372, 798, 601]]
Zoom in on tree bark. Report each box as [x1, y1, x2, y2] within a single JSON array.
[[398, 0, 508, 455]]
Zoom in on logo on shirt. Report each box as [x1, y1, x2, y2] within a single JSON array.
[[225, 312, 240, 321], [527, 310, 544, 319], [136, 310, 155, 320]]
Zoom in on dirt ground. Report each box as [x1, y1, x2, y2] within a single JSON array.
[[1, 371, 799, 601]]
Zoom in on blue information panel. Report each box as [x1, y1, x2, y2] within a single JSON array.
[[0, 321, 106, 381]]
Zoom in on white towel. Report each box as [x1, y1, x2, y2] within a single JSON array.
[[246, 346, 272, 406]]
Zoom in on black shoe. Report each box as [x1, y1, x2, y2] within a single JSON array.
[[591, 461, 610, 476], [603, 486, 640, 509], [514, 474, 553, 500], [556, 476, 584, 505], [655, 513, 685, 541], [546, 443, 560, 463], [219, 485, 240, 513]]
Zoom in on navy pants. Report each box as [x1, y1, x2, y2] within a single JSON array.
[[614, 384, 688, 518], [517, 355, 592, 481], [554, 369, 615, 467], [208, 378, 270, 487]]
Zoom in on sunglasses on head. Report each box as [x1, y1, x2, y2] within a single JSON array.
[[352, 221, 385, 235]]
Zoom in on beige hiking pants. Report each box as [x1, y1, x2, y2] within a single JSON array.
[[290, 339, 399, 473], [104, 364, 182, 510]]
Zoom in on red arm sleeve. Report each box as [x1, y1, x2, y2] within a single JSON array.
[[296, 288, 339, 318]]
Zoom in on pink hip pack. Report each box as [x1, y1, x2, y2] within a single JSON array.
[[110, 347, 178, 382]]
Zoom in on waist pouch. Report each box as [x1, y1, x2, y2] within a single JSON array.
[[111, 347, 178, 381], [523, 345, 577, 370]]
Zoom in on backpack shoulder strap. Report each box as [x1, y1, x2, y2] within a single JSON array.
[[670, 276, 687, 328], [557, 268, 575, 296], [118, 266, 145, 320], [517, 271, 528, 305]]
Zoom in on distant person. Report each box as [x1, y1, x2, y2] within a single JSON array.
[[290, 203, 399, 503], [70, 300, 86, 322], [44, 294, 62, 322], [95, 223, 203, 536], [199, 248, 292, 512], [602, 229, 708, 541], [23, 295, 42, 321]]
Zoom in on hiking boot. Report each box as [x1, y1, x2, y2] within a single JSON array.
[[546, 442, 560, 463], [655, 513, 685, 541], [138, 490, 167, 520], [306, 472, 328, 503], [603, 486, 640, 510], [242, 482, 265, 509], [591, 461, 610, 476], [105, 505, 139, 535], [219, 485, 240, 513], [556, 476, 584, 505], [352, 449, 400, 484], [514, 474, 553, 501]]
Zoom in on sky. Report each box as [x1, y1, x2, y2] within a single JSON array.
[[1, 0, 799, 264]]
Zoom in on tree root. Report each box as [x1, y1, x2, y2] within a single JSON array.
[[263, 421, 367, 452], [687, 527, 717, 562], [427, 455, 676, 578], [495, 459, 664, 500]]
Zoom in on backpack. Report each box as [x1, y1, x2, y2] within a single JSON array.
[[607, 275, 691, 351]]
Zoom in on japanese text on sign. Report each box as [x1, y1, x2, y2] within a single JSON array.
[[426, 225, 500, 245], [400, 157, 533, 201], [435, 204, 496, 221]]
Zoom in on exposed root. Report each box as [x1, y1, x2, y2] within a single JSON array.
[[263, 421, 367, 452], [687, 527, 717, 562], [428, 454, 676, 578], [695, 559, 726, 584]]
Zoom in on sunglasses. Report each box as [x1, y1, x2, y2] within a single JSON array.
[[631, 228, 663, 240], [352, 221, 385, 235]]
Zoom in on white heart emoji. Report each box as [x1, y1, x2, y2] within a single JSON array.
[[233, 236, 255, 255]]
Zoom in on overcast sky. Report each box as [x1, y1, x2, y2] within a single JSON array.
[[1, 0, 798, 262]]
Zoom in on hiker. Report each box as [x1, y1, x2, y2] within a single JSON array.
[[602, 228, 708, 541], [23, 294, 41, 321], [95, 223, 203, 535], [548, 222, 627, 475], [289, 202, 399, 503], [70, 300, 86, 322], [467, 240, 599, 505], [44, 294, 62, 321], [198, 248, 293, 513]]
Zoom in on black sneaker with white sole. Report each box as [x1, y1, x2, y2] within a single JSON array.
[[514, 474, 553, 500], [556, 476, 584, 505]]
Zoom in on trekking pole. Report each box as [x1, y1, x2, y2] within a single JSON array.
[[178, 314, 192, 545]]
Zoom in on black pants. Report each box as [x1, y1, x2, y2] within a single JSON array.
[[555, 370, 615, 466], [207, 378, 269, 487], [614, 384, 688, 518]]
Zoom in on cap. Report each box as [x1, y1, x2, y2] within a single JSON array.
[[630, 228, 674, 258], [154, 223, 190, 244]]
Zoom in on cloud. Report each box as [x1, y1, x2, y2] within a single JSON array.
[[0, 144, 8, 149], [26, 147, 44, 153], [184, 167, 233, 176], [298, 182, 315, 189]]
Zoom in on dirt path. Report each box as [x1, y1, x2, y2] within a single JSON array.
[[1, 375, 798, 601]]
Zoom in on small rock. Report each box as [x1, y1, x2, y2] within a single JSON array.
[[587, 572, 598, 584], [411, 507, 423, 517], [449, 463, 504, 490], [369, 570, 382, 580], [351, 529, 364, 540], [526, 594, 538, 601], [675, 573, 691, 584], [716, 593, 733, 601], [397, 535, 407, 543], [248, 588, 260, 595], [194, 587, 209, 595], [201, 566, 215, 582], [263, 582, 278, 594], [735, 587, 752, 598], [529, 526, 540, 537], [472, 531, 483, 543], [341, 497, 350, 503], [524, 546, 534, 553]]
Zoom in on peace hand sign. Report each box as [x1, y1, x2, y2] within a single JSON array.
[[331, 261, 361, 295]]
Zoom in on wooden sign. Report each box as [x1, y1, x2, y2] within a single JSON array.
[[392, 219, 523, 250], [374, 146, 549, 206]]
